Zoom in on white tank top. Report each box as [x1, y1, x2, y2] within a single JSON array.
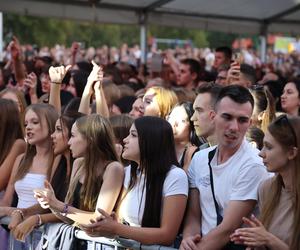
[[15, 173, 46, 208]]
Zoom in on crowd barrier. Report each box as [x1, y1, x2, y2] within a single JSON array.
[[0, 216, 177, 250]]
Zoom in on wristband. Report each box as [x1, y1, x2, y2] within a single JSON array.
[[11, 209, 25, 220], [51, 81, 61, 85], [61, 203, 69, 217]]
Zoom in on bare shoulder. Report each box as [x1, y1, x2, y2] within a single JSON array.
[[104, 161, 124, 177], [11, 153, 25, 174], [71, 158, 84, 175], [14, 153, 25, 165], [13, 139, 26, 148]]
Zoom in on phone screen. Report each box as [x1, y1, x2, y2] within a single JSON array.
[[151, 53, 163, 72]]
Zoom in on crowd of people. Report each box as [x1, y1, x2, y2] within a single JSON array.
[[0, 35, 299, 250]]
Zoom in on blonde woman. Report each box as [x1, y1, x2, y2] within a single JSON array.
[[143, 86, 178, 119]]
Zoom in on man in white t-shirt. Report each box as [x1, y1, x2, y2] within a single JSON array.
[[180, 85, 267, 250]]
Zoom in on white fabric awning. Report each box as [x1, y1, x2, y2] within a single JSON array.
[[1, 0, 300, 35]]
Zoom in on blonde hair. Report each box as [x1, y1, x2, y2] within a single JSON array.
[[147, 86, 178, 119], [65, 114, 119, 211]]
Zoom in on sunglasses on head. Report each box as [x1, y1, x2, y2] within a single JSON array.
[[275, 115, 297, 146]]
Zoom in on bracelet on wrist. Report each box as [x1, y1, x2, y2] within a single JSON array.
[[51, 81, 61, 85], [60, 203, 69, 217], [11, 209, 25, 220], [36, 214, 42, 227]]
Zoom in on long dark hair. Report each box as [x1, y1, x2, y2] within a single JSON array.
[[0, 99, 23, 165], [128, 116, 179, 227], [66, 114, 119, 211], [179, 102, 202, 147]]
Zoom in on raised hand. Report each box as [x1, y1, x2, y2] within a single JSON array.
[[226, 62, 241, 85], [49, 65, 72, 84], [34, 180, 58, 210], [86, 60, 103, 95], [24, 72, 37, 95], [8, 36, 22, 61]]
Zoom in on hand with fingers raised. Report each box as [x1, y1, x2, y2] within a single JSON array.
[[49, 65, 72, 84], [230, 214, 271, 248], [34, 180, 59, 210], [24, 72, 37, 95]]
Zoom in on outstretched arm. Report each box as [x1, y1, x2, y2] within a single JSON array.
[[9, 36, 26, 86], [78, 61, 102, 114], [48, 65, 71, 114]]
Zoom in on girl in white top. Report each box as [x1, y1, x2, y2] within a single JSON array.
[[81, 116, 188, 246], [0, 103, 58, 248]]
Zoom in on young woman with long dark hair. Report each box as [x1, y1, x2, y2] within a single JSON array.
[[81, 116, 188, 246]]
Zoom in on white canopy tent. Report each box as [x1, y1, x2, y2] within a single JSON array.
[[1, 0, 300, 62]]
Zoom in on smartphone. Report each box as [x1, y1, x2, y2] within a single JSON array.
[[234, 52, 243, 64], [78, 42, 85, 50], [151, 53, 163, 72], [10, 73, 17, 86]]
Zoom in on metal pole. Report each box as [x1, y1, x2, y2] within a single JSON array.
[[260, 35, 267, 63], [260, 24, 268, 64], [0, 12, 3, 61], [139, 12, 147, 64]]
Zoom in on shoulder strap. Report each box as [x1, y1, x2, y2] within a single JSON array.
[[208, 148, 223, 225]]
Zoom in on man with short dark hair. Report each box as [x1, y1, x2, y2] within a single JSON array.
[[181, 85, 267, 250], [213, 46, 232, 71], [177, 59, 201, 90], [191, 83, 222, 148], [227, 63, 257, 88]]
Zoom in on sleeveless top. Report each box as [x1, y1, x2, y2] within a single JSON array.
[[15, 173, 46, 208]]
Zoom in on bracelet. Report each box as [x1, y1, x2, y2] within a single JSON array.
[[61, 203, 69, 217], [11, 209, 25, 220], [51, 81, 61, 85], [36, 214, 42, 227]]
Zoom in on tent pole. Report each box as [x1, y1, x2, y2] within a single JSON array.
[[139, 12, 147, 64], [260, 24, 268, 64], [0, 12, 3, 61]]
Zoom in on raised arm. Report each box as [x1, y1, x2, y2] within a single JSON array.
[[48, 65, 71, 114], [24, 72, 38, 104], [94, 80, 109, 117], [78, 60, 103, 114], [9, 36, 26, 85]]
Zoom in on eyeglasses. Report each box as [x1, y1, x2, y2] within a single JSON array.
[[275, 115, 297, 146]]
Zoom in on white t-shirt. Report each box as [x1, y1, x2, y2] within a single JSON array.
[[118, 165, 188, 227], [188, 140, 268, 235]]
